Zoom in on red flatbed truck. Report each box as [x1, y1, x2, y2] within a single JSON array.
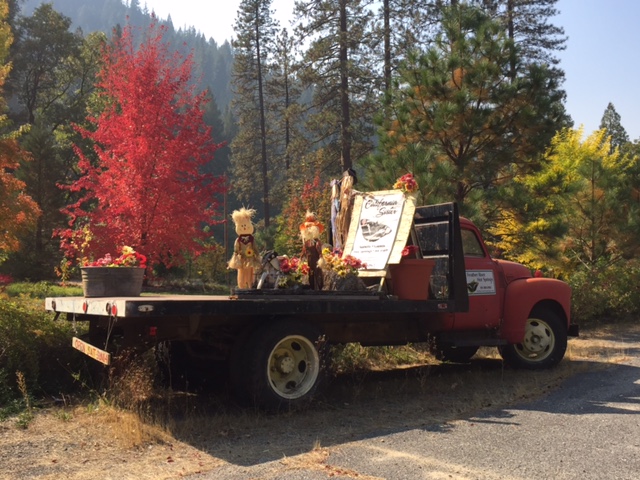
[[45, 201, 577, 410]]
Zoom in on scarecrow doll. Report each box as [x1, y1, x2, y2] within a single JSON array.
[[300, 211, 325, 290], [228, 207, 260, 289]]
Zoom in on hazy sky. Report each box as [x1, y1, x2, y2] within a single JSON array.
[[143, 0, 640, 141]]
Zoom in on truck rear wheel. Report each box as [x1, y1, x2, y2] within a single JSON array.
[[499, 308, 567, 369], [230, 321, 326, 411]]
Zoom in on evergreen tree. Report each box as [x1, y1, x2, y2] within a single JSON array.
[[294, 0, 379, 173], [230, 0, 279, 227], [20, 0, 236, 110], [11, 3, 83, 124], [266, 28, 300, 173], [600, 102, 629, 151], [377, 0, 442, 93], [476, 0, 566, 68], [366, 3, 565, 213], [7, 5, 102, 277]]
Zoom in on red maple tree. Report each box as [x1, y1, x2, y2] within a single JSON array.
[[60, 21, 224, 268]]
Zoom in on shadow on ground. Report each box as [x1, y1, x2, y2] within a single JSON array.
[[153, 350, 640, 468]]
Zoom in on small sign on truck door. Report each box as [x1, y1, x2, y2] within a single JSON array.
[[466, 270, 497, 295]]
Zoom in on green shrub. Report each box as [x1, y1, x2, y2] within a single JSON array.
[[568, 261, 640, 324], [0, 297, 82, 399], [3, 281, 83, 299]]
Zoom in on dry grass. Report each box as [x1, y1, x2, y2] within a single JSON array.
[[2, 322, 639, 479]]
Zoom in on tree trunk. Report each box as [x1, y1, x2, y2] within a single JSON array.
[[507, 0, 516, 80], [255, 15, 270, 227], [383, 0, 391, 94], [339, 0, 352, 172]]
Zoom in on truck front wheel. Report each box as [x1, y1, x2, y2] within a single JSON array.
[[499, 308, 567, 369], [230, 321, 326, 411]]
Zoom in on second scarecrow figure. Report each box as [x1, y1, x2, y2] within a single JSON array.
[[300, 211, 325, 290]]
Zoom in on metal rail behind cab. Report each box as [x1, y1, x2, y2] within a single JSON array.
[[413, 202, 469, 312]]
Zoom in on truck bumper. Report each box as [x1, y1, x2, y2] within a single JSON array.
[[568, 323, 580, 337]]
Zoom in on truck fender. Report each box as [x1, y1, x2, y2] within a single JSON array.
[[500, 278, 571, 344]]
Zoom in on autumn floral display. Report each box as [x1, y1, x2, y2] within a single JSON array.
[[321, 248, 366, 277], [393, 173, 418, 193], [277, 256, 309, 288], [84, 246, 147, 269]]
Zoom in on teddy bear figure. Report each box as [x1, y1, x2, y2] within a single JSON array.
[[300, 211, 325, 290], [228, 207, 260, 289]]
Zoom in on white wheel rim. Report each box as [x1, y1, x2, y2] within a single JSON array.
[[267, 335, 320, 400], [515, 318, 555, 362]]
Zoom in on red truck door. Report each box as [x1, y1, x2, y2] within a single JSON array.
[[452, 226, 504, 330]]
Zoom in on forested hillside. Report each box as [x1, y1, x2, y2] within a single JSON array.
[[20, 0, 234, 108]]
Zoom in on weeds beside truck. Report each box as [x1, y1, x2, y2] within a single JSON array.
[[45, 198, 577, 410]]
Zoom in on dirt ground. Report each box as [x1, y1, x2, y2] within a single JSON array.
[[1, 323, 639, 480]]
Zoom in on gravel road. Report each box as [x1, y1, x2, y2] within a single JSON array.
[[322, 359, 640, 480], [192, 332, 640, 480]]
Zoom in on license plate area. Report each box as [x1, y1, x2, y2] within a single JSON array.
[[72, 337, 111, 365]]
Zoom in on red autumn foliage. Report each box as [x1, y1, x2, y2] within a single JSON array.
[[58, 21, 225, 267]]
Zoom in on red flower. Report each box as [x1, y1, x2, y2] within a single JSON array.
[[393, 173, 418, 193], [85, 246, 147, 268], [279, 257, 292, 274], [402, 245, 420, 257]]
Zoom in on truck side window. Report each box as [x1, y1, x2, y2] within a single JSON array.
[[461, 229, 485, 257]]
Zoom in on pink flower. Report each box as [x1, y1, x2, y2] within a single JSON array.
[[85, 247, 147, 268]]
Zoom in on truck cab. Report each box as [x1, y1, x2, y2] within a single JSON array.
[[428, 216, 576, 369]]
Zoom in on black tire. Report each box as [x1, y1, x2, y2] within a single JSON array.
[[229, 321, 327, 411], [499, 308, 567, 370], [432, 344, 479, 363]]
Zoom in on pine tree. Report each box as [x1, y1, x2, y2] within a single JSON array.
[[266, 28, 300, 172], [377, 0, 442, 93], [294, 0, 379, 173], [475, 0, 566, 68], [600, 102, 630, 151], [11, 4, 83, 124], [368, 3, 565, 210], [230, 0, 279, 227]]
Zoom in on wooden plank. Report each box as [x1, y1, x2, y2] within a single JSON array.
[[72, 337, 111, 365]]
